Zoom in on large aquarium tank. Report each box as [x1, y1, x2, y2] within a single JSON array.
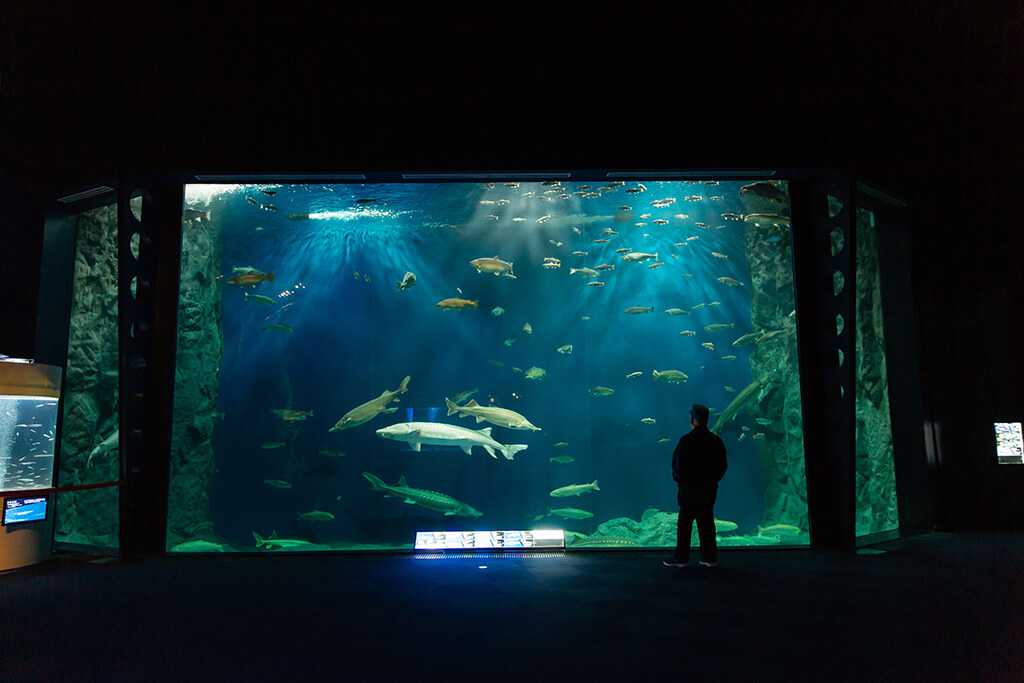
[[166, 178, 809, 552]]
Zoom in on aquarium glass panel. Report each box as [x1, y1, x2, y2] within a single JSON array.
[[0, 395, 58, 492], [854, 205, 899, 537], [167, 179, 809, 552], [54, 202, 123, 549]]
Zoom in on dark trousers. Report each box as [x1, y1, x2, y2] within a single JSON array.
[[675, 488, 718, 563]]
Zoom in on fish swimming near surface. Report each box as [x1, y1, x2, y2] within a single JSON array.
[[445, 398, 541, 431], [376, 421, 529, 460], [227, 271, 274, 287], [397, 271, 417, 291], [330, 376, 410, 431], [739, 182, 788, 204], [436, 298, 478, 310], [653, 369, 688, 383], [470, 255, 516, 278], [549, 480, 600, 497], [362, 472, 483, 517]]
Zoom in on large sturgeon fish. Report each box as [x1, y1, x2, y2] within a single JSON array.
[[362, 472, 482, 517], [329, 376, 410, 431], [445, 398, 541, 431], [376, 421, 528, 460]]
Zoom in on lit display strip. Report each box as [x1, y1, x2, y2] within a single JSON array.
[[415, 529, 565, 550]]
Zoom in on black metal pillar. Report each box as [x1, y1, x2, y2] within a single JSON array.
[[118, 177, 182, 558], [791, 171, 857, 551]]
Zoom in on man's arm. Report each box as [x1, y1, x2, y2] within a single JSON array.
[[672, 437, 685, 482]]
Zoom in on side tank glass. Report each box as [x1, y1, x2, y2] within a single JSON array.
[[854, 205, 899, 536], [167, 180, 809, 552], [0, 363, 61, 492], [54, 201, 127, 549]]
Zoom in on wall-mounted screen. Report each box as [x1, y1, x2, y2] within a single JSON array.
[[995, 422, 1023, 464], [3, 496, 48, 525], [167, 178, 810, 552]]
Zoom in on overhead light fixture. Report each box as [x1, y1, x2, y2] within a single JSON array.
[[56, 186, 115, 204]]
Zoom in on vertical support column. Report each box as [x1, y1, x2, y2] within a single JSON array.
[[791, 171, 857, 551], [118, 177, 182, 558]]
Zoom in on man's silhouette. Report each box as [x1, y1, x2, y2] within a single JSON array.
[[665, 404, 727, 568]]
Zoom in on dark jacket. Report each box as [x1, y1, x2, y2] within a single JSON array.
[[672, 425, 728, 495]]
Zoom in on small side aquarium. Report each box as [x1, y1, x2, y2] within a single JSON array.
[[0, 361, 61, 493]]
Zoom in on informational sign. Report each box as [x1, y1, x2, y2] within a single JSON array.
[[2, 496, 48, 525], [995, 422, 1024, 464], [415, 529, 565, 550]]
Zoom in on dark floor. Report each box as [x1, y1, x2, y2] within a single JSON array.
[[2, 532, 1023, 682]]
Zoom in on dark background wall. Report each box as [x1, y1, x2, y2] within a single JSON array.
[[2, 3, 1022, 531]]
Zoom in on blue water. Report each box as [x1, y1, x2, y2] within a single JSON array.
[[194, 181, 784, 548]]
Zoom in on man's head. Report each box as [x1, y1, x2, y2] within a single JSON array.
[[690, 404, 710, 428]]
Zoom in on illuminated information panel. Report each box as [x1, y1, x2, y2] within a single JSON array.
[[995, 422, 1024, 464], [415, 529, 565, 550], [2, 496, 48, 525]]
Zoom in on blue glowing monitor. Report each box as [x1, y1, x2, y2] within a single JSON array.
[[2, 496, 48, 525]]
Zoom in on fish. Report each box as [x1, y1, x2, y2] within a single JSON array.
[[594, 264, 615, 271], [710, 371, 775, 435], [550, 456, 575, 463], [710, 195, 724, 201], [263, 323, 294, 333], [738, 433, 747, 441], [570, 267, 599, 278], [701, 342, 716, 350], [232, 266, 265, 275], [542, 259, 561, 269], [244, 293, 276, 305], [624, 306, 653, 314], [722, 212, 743, 220], [711, 252, 728, 259], [272, 409, 314, 422], [641, 418, 656, 424], [732, 331, 761, 346], [586, 282, 605, 287], [724, 386, 736, 393], [445, 398, 540, 431], [755, 417, 774, 426], [522, 322, 533, 338], [487, 360, 505, 367], [436, 298, 478, 310], [330, 375, 411, 431], [227, 272, 274, 287], [739, 182, 788, 204], [600, 228, 618, 235], [318, 449, 346, 457], [353, 272, 360, 279], [691, 303, 705, 310], [504, 338, 516, 346], [658, 438, 672, 444], [491, 306, 505, 316], [287, 214, 310, 221], [743, 213, 792, 227], [170, 540, 226, 552], [355, 198, 377, 204], [589, 386, 614, 396], [679, 330, 696, 336], [253, 532, 315, 549], [470, 255, 516, 278], [647, 262, 665, 269], [261, 442, 285, 449], [297, 511, 335, 521], [260, 204, 278, 211], [523, 366, 546, 381], [450, 388, 479, 405], [722, 355, 737, 360], [183, 209, 212, 222], [757, 330, 787, 343], [572, 251, 589, 256], [397, 272, 417, 291], [553, 442, 569, 448], [626, 371, 643, 379], [718, 277, 745, 286], [752, 433, 766, 440], [245, 196, 258, 205], [714, 519, 739, 532], [705, 323, 735, 332], [709, 302, 721, 308], [653, 369, 688, 383], [536, 215, 551, 223], [550, 240, 564, 247], [362, 472, 483, 517], [377, 421, 529, 460], [650, 198, 676, 207], [87, 429, 119, 466], [264, 480, 292, 489], [556, 344, 573, 354], [756, 523, 802, 537], [546, 506, 593, 520], [652, 219, 669, 225], [617, 205, 632, 211], [621, 251, 658, 262], [593, 239, 609, 244], [550, 480, 599, 497], [665, 308, 690, 316]]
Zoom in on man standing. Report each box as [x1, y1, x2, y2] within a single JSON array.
[[665, 404, 728, 568]]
